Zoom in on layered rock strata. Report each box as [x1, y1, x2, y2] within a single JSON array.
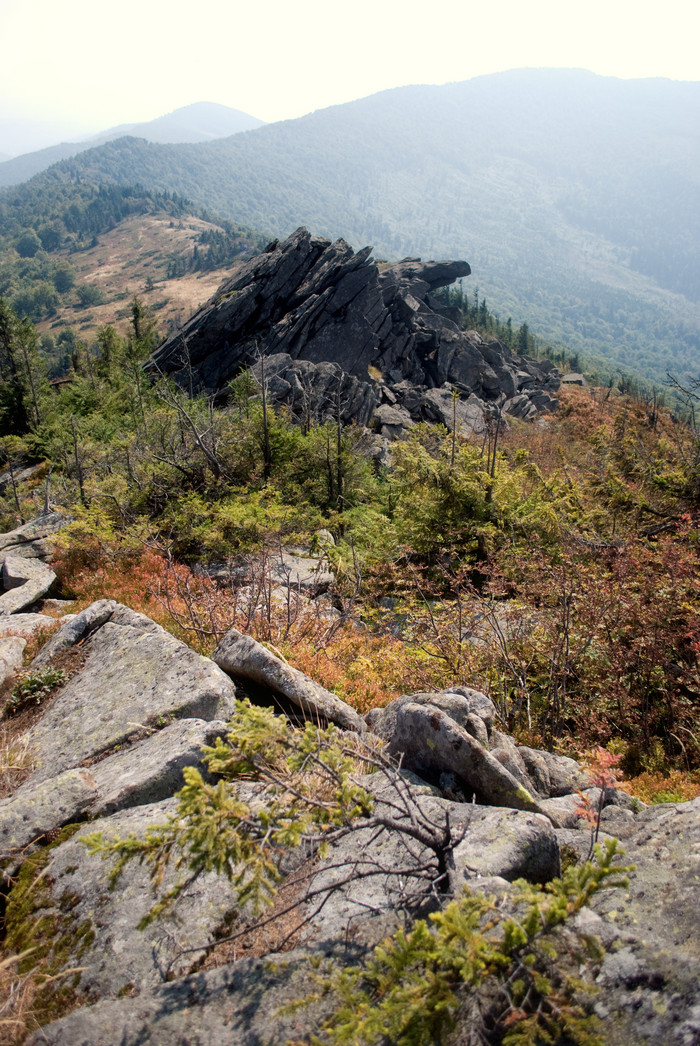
[[148, 228, 559, 435]]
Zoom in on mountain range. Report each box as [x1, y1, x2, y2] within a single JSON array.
[[2, 70, 700, 385], [0, 102, 264, 188]]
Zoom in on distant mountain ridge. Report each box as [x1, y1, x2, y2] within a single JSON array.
[[0, 102, 264, 189], [5, 70, 700, 383]]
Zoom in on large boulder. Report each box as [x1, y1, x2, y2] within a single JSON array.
[[6, 799, 241, 999], [0, 511, 71, 561], [1, 767, 98, 866], [213, 626, 366, 733], [27, 949, 330, 1046], [0, 553, 56, 614], [88, 717, 228, 817], [382, 701, 546, 814], [550, 797, 700, 1046], [0, 717, 232, 868], [23, 602, 238, 783], [0, 612, 59, 639], [0, 634, 25, 687], [250, 352, 381, 429], [304, 776, 560, 949], [366, 687, 496, 741]]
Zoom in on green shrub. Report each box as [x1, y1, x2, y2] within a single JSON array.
[[6, 668, 66, 717], [302, 840, 630, 1046]]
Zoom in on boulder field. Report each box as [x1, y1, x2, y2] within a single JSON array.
[[0, 595, 698, 1044]]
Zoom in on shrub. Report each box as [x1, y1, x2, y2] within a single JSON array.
[[5, 668, 66, 718], [82, 700, 630, 1046]]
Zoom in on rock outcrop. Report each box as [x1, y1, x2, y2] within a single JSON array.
[[212, 625, 366, 733], [0, 510, 71, 561], [148, 228, 559, 435], [0, 553, 56, 614], [23, 602, 237, 784]]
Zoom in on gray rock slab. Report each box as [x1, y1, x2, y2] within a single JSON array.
[[12, 799, 239, 999], [366, 687, 496, 740], [585, 797, 700, 1044], [27, 948, 331, 1046], [384, 701, 545, 814], [1, 552, 53, 590], [516, 745, 552, 796], [0, 511, 71, 560], [213, 626, 365, 733], [0, 634, 25, 687], [539, 788, 604, 829], [25, 603, 237, 782], [0, 462, 43, 491], [420, 386, 488, 436], [0, 767, 98, 863], [304, 787, 559, 949], [268, 549, 334, 595], [30, 599, 119, 668], [0, 566, 56, 614], [90, 718, 229, 817], [490, 743, 536, 794], [0, 612, 58, 639], [452, 806, 560, 885], [535, 748, 589, 797], [374, 402, 415, 438]]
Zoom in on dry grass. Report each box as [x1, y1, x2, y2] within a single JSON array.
[[0, 727, 34, 801], [0, 641, 86, 801], [0, 952, 88, 1046], [0, 951, 38, 1046], [34, 213, 234, 347], [200, 868, 312, 970]]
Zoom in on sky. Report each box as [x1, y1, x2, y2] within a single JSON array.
[[1, 0, 699, 155]]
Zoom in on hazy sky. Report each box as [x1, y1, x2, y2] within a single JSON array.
[[1, 0, 698, 154]]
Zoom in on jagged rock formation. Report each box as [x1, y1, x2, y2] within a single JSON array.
[[148, 228, 559, 434]]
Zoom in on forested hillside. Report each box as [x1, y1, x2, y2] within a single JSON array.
[[0, 182, 264, 371], [18, 69, 700, 384], [0, 102, 265, 189]]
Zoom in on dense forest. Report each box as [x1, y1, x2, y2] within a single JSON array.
[[12, 70, 699, 385]]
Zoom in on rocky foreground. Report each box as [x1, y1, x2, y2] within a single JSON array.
[[0, 520, 699, 1044]]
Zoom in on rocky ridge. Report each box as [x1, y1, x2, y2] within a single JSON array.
[[148, 228, 559, 436]]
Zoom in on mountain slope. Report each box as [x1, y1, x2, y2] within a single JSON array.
[[0, 181, 265, 365], [0, 102, 264, 189], [21, 69, 699, 384]]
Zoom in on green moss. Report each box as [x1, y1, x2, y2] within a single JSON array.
[[4, 823, 95, 1022]]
